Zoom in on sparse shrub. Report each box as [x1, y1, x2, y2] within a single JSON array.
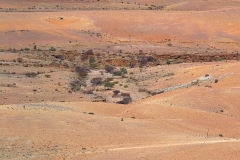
[[113, 71, 122, 76], [17, 58, 23, 63], [138, 56, 148, 67], [120, 68, 128, 74], [70, 79, 83, 91], [105, 77, 113, 81], [75, 66, 89, 78], [219, 134, 223, 137], [104, 65, 114, 73], [113, 68, 128, 76], [130, 63, 135, 68], [81, 53, 89, 61], [49, 47, 56, 52], [104, 81, 115, 88], [113, 81, 118, 85], [89, 57, 97, 68], [103, 78, 115, 88], [146, 56, 154, 62], [25, 72, 38, 77], [63, 63, 69, 68], [216, 58, 224, 61], [33, 45, 37, 50], [24, 48, 30, 51], [124, 84, 128, 88], [45, 74, 51, 78], [112, 90, 120, 97], [89, 57, 95, 64], [117, 93, 132, 104], [113, 90, 120, 96], [90, 63, 98, 69], [166, 59, 171, 65], [85, 49, 93, 55], [82, 89, 93, 94], [91, 77, 102, 85], [121, 93, 130, 97], [117, 97, 132, 104], [70, 66, 90, 91], [54, 55, 64, 60]]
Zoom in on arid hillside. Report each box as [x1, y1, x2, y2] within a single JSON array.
[[1, 0, 240, 11], [1, 9, 240, 54], [0, 0, 240, 160], [1, 60, 240, 159], [1, 49, 240, 159]]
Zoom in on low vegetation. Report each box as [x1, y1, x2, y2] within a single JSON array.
[[49, 47, 56, 52]]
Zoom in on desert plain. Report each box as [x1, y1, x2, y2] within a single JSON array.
[[0, 0, 240, 160]]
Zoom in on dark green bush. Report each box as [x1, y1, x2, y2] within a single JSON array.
[[89, 57, 95, 64], [104, 81, 115, 88], [49, 47, 56, 52], [120, 68, 128, 74], [166, 59, 171, 65], [113, 71, 122, 76]]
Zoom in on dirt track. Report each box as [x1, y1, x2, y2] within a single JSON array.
[[106, 138, 240, 151]]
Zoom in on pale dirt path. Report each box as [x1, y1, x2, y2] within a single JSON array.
[[79, 138, 240, 155], [107, 138, 240, 152]]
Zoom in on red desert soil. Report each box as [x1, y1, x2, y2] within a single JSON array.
[[0, 9, 240, 51], [1, 60, 240, 159], [0, 1, 240, 160], [1, 0, 240, 11]]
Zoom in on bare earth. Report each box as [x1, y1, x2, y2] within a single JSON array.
[[0, 0, 240, 160]]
